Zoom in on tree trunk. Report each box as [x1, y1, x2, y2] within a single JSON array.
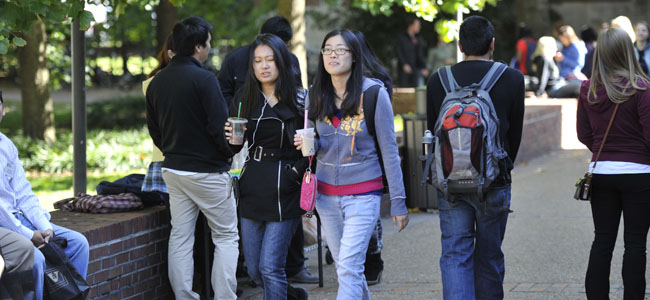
[[17, 19, 56, 142], [121, 27, 130, 76], [278, 0, 308, 88], [155, 0, 178, 53]]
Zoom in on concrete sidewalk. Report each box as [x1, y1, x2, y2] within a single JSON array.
[[239, 150, 650, 299]]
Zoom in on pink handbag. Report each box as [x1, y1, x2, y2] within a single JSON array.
[[300, 156, 317, 217]]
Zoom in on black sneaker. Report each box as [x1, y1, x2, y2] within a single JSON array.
[[365, 252, 384, 286], [287, 284, 309, 300]]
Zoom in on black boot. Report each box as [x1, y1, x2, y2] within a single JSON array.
[[364, 252, 384, 286], [287, 284, 308, 300]]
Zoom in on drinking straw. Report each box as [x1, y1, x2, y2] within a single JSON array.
[[304, 95, 309, 129], [304, 109, 308, 129], [237, 102, 242, 120]]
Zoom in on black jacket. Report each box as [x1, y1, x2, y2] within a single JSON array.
[[238, 99, 309, 221], [532, 55, 564, 96], [146, 55, 233, 173], [218, 45, 303, 107], [395, 32, 427, 71]]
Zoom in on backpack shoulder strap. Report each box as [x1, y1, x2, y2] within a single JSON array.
[[362, 84, 382, 137], [438, 66, 459, 94], [478, 62, 508, 92]]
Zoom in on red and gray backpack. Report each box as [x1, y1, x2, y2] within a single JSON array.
[[423, 62, 508, 197]]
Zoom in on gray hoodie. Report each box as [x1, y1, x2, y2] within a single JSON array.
[[312, 77, 407, 216]]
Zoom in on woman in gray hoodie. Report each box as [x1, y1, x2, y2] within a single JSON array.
[[294, 29, 409, 299]]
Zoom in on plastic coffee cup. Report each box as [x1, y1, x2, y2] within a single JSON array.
[[297, 128, 315, 156], [228, 117, 248, 145]]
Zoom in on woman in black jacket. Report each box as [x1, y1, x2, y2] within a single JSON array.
[[225, 34, 308, 299], [531, 36, 567, 97]]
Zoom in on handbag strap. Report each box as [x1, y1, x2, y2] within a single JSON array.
[[590, 102, 620, 173]]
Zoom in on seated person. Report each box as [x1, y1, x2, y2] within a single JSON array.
[[553, 25, 588, 98], [0, 90, 89, 300], [530, 36, 567, 97], [0, 226, 34, 300]]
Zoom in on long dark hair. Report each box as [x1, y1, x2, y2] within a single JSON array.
[[236, 33, 297, 119], [309, 29, 364, 120], [148, 34, 174, 79], [354, 31, 393, 98]]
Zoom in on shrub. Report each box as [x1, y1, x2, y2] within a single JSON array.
[[14, 126, 152, 173], [0, 96, 147, 136]]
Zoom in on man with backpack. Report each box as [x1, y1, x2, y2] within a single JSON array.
[[425, 16, 525, 299]]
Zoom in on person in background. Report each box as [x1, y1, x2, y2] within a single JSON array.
[[514, 24, 537, 75], [395, 16, 429, 87], [634, 22, 650, 75], [530, 36, 565, 97], [554, 25, 587, 98], [354, 30, 392, 286], [611, 15, 636, 44], [219, 16, 303, 108], [580, 26, 598, 78], [427, 34, 456, 76], [577, 27, 650, 300], [224, 33, 309, 300], [295, 29, 409, 299], [146, 16, 239, 300], [141, 34, 174, 195], [0, 90, 89, 300]]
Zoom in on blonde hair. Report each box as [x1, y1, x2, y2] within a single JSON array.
[[532, 36, 558, 59], [588, 27, 650, 104], [611, 16, 636, 43]]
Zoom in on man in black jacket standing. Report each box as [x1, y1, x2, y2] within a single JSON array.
[[396, 16, 429, 87], [218, 16, 318, 286], [426, 16, 525, 300], [218, 16, 302, 107], [146, 16, 238, 300]]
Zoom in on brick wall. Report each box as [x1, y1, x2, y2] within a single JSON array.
[[516, 104, 563, 163], [50, 206, 172, 300]]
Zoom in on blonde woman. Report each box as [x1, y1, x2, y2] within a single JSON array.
[[577, 27, 650, 300], [611, 15, 636, 43], [531, 36, 564, 97]]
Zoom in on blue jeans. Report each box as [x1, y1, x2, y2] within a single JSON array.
[[316, 194, 380, 300], [438, 186, 511, 300], [15, 213, 89, 300], [241, 217, 300, 300]]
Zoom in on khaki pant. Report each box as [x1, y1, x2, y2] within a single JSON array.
[[162, 171, 239, 300], [0, 227, 34, 300], [0, 227, 33, 274]]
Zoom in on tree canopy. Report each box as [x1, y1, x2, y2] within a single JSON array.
[[353, 0, 499, 42]]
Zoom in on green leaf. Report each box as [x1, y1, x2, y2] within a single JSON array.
[[0, 39, 8, 54], [169, 0, 186, 7], [69, 1, 85, 18], [78, 11, 94, 31], [12, 36, 26, 46]]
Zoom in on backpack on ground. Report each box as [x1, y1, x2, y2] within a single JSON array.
[[422, 62, 509, 197], [362, 84, 389, 193]]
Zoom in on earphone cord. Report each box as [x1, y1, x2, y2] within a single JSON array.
[[243, 90, 274, 163]]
